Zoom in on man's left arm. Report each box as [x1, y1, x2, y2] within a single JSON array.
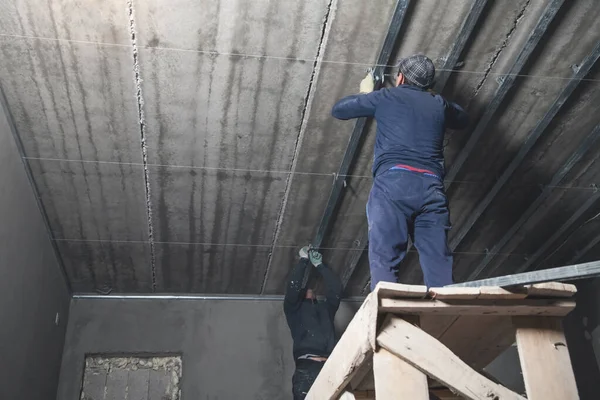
[[317, 264, 343, 318]]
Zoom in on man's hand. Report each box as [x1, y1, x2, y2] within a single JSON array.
[[359, 72, 375, 94], [309, 249, 323, 267], [299, 246, 309, 259]]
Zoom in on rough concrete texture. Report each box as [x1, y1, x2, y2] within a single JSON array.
[[263, 0, 399, 293], [2, 0, 600, 294], [57, 298, 359, 399], [81, 356, 182, 400], [0, 89, 70, 398]]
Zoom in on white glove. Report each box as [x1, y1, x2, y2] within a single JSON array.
[[309, 249, 323, 267], [299, 246, 309, 259], [359, 72, 375, 94]]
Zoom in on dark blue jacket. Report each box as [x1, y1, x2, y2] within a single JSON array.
[[332, 85, 469, 178], [284, 259, 342, 362]]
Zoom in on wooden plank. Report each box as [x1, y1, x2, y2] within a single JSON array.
[[429, 287, 480, 299], [373, 347, 428, 399], [514, 317, 579, 400], [476, 287, 528, 299], [379, 298, 575, 316], [525, 282, 577, 298], [430, 287, 529, 300], [306, 294, 378, 399], [377, 316, 526, 400], [438, 315, 515, 370], [376, 281, 428, 298]]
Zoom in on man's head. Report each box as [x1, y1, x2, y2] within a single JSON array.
[[305, 288, 316, 300], [396, 54, 436, 89]]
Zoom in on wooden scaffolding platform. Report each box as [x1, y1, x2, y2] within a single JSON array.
[[306, 282, 579, 400]]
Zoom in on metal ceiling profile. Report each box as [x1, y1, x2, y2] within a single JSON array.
[[450, 260, 600, 288], [444, 0, 566, 187], [450, 40, 600, 259], [311, 0, 412, 251], [468, 122, 600, 281], [339, 0, 489, 289], [515, 190, 600, 274]]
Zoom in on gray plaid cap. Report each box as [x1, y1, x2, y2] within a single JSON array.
[[397, 54, 436, 88]]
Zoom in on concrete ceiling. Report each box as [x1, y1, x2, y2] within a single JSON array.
[[1, 0, 599, 295]]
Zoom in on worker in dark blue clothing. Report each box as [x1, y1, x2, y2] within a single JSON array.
[[331, 54, 469, 290], [284, 246, 342, 400]]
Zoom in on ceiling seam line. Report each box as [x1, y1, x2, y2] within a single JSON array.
[[471, 0, 531, 99], [0, 86, 73, 294], [127, 0, 157, 292], [259, 0, 339, 295]]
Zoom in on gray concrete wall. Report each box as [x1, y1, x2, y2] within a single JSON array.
[[0, 94, 71, 398], [57, 298, 359, 399]]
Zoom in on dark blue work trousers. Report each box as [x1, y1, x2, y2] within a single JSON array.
[[367, 169, 453, 289]]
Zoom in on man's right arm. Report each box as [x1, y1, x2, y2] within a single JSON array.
[[331, 90, 386, 120], [444, 100, 469, 130]]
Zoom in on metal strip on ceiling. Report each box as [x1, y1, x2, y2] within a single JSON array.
[[450, 41, 600, 257]]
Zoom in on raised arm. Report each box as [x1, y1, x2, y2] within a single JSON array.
[[444, 99, 469, 130], [331, 72, 386, 120], [309, 250, 342, 318], [316, 264, 343, 318], [283, 257, 310, 313], [331, 90, 385, 120]]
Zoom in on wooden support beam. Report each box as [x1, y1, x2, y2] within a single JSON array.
[[377, 316, 525, 400], [374, 347, 429, 399], [514, 317, 579, 400], [430, 286, 528, 300], [524, 282, 577, 298], [348, 354, 373, 391], [379, 298, 575, 316], [306, 294, 377, 399]]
